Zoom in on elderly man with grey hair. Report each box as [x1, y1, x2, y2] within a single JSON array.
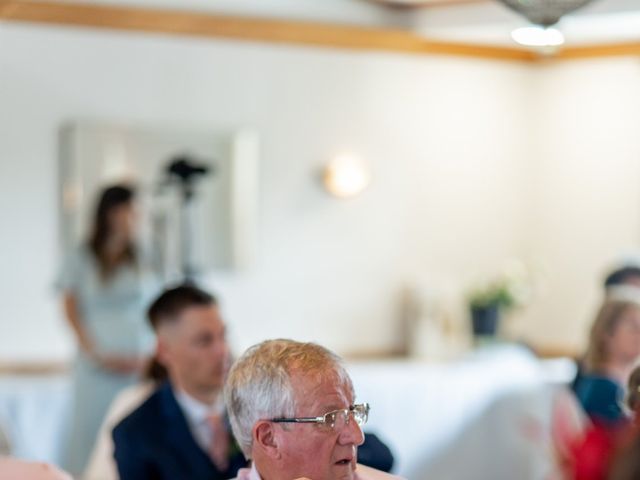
[[225, 339, 402, 480]]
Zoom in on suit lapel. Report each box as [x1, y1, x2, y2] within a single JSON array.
[[159, 382, 219, 478]]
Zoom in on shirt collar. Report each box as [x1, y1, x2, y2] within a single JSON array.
[[175, 389, 223, 425], [245, 463, 373, 480], [248, 463, 262, 480], [234, 462, 262, 480]]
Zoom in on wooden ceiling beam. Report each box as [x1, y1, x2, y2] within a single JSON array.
[[365, 0, 490, 9], [0, 0, 536, 62], [2, 1, 639, 62], [555, 41, 640, 60]]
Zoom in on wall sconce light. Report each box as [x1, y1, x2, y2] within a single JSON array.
[[322, 154, 371, 199]]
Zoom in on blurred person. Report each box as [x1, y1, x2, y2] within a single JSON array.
[[607, 433, 640, 480], [571, 266, 640, 394], [112, 285, 246, 480], [606, 367, 640, 480], [604, 266, 640, 290], [0, 458, 72, 480], [573, 291, 640, 426], [549, 389, 589, 479], [225, 339, 403, 480], [569, 364, 640, 480], [0, 423, 10, 456], [83, 357, 167, 480], [59, 184, 158, 474], [625, 366, 640, 424]]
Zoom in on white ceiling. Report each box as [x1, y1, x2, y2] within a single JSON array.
[[55, 0, 640, 47]]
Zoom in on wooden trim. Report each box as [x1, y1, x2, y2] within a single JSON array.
[[555, 42, 640, 60], [344, 348, 408, 360], [0, 0, 537, 62], [0, 361, 69, 375], [366, 0, 489, 10], [1, 2, 637, 64], [532, 345, 580, 360], [344, 345, 580, 360]]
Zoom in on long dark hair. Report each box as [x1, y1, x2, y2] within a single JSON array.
[[88, 185, 137, 280]]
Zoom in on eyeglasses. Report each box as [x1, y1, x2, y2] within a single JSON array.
[[270, 403, 370, 431]]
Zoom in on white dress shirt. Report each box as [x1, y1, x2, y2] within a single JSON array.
[[174, 389, 225, 453]]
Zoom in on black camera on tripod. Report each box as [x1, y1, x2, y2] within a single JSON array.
[[165, 155, 213, 201]]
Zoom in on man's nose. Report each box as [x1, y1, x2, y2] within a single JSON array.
[[339, 415, 365, 446]]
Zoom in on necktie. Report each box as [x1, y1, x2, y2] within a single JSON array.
[[206, 413, 230, 472]]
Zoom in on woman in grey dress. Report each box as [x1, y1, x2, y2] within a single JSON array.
[[59, 185, 157, 475]]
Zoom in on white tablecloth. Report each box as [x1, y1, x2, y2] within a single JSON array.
[[349, 345, 576, 479], [0, 374, 71, 465]]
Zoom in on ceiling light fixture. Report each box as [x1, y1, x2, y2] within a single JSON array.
[[497, 0, 595, 48], [511, 25, 565, 47], [497, 0, 595, 28]]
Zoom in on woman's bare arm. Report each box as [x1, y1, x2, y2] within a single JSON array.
[[63, 292, 95, 356]]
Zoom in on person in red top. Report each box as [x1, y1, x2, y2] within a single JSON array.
[[570, 365, 640, 480], [604, 368, 640, 480]]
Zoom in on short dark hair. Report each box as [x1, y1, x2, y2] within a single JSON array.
[[147, 284, 217, 331], [604, 266, 640, 288]]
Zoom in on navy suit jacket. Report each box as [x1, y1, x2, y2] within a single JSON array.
[[112, 382, 247, 480], [360, 432, 394, 473]]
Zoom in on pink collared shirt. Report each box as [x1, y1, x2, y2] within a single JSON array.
[[0, 458, 72, 480], [233, 462, 405, 480], [233, 463, 260, 480]]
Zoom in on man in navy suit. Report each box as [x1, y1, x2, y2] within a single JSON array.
[[112, 285, 246, 480]]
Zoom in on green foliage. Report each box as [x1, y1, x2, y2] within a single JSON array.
[[468, 280, 518, 310], [467, 262, 532, 311]]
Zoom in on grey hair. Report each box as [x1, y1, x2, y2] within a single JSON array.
[[224, 339, 354, 458]]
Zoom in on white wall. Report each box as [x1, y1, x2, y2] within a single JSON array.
[[0, 22, 532, 360], [515, 57, 640, 351]]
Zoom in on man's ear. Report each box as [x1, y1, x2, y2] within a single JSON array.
[[155, 335, 171, 366], [253, 421, 280, 459]]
